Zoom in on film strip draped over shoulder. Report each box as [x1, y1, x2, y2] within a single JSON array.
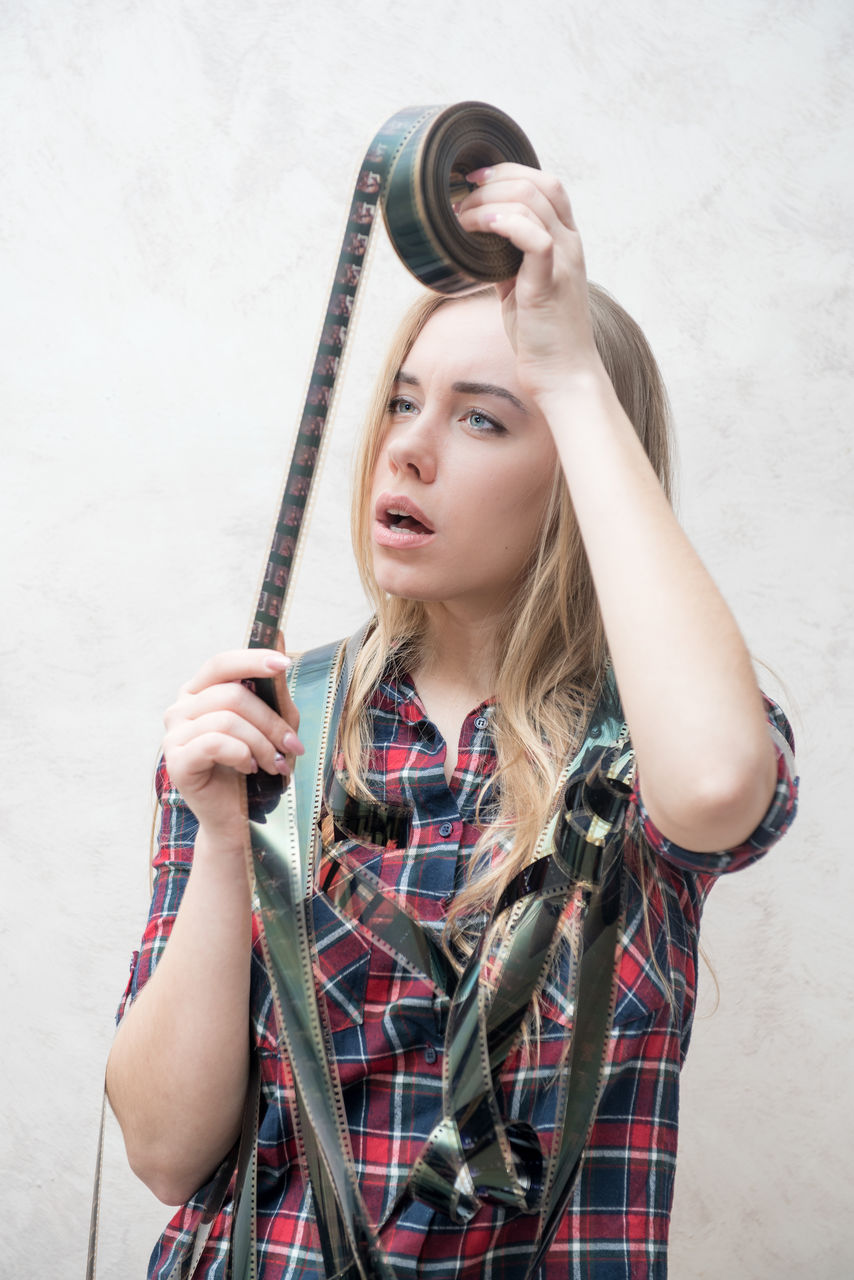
[[237, 102, 636, 1280], [87, 104, 639, 1280]]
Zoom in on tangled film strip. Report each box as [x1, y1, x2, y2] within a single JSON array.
[[236, 102, 635, 1280]]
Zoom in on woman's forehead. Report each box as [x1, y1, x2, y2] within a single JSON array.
[[401, 296, 518, 386]]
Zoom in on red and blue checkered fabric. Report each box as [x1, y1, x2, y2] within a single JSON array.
[[119, 671, 797, 1278]]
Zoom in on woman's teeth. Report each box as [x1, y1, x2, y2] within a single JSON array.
[[388, 509, 426, 533]]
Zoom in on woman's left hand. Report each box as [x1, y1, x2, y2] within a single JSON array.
[[456, 164, 603, 402]]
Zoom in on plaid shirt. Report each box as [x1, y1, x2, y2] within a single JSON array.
[[119, 669, 797, 1279]]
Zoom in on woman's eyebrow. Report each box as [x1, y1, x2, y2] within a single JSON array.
[[394, 370, 527, 414], [452, 380, 528, 413]]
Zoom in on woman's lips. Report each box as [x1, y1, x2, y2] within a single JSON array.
[[373, 492, 436, 548]]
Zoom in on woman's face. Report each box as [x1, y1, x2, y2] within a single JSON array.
[[370, 295, 558, 620]]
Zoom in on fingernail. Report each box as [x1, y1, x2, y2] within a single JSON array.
[[451, 201, 461, 215], [283, 731, 305, 756], [466, 167, 493, 183], [486, 212, 502, 226], [264, 653, 292, 673], [274, 752, 292, 776], [250, 756, 259, 774]]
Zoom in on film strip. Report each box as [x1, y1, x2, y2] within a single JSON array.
[[247, 650, 630, 1280], [86, 104, 629, 1280], [247, 101, 538, 672], [238, 102, 628, 1280]]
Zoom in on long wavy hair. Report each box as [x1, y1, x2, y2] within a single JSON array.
[[339, 283, 672, 953]]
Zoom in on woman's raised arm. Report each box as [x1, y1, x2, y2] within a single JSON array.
[[458, 166, 778, 853]]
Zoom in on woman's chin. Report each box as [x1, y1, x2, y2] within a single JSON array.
[[372, 559, 432, 603], [376, 576, 432, 603]]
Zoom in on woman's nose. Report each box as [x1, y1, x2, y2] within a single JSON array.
[[385, 418, 438, 483]]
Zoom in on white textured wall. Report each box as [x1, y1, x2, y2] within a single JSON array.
[[1, 2, 851, 1276]]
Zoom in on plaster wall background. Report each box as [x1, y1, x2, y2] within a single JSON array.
[[1, 1, 851, 1275]]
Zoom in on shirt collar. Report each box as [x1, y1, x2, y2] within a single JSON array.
[[377, 665, 497, 727]]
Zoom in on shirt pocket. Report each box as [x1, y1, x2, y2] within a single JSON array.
[[312, 892, 371, 1031], [612, 962, 675, 1027], [250, 895, 371, 1055], [539, 937, 677, 1036]]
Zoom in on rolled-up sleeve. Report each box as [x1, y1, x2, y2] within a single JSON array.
[[116, 757, 199, 1023], [632, 694, 798, 876]]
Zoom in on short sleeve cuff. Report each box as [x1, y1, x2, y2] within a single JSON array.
[[115, 758, 198, 1024], [633, 695, 799, 876]]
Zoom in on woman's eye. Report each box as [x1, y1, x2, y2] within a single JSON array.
[[464, 409, 505, 435], [389, 396, 417, 415]]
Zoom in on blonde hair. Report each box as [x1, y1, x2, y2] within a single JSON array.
[[340, 284, 672, 954]]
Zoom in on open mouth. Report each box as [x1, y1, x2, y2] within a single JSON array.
[[375, 492, 435, 538], [384, 507, 432, 535]]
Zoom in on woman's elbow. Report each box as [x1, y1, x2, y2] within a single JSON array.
[[115, 1117, 224, 1206], [131, 1154, 208, 1208], [106, 1065, 232, 1207], [645, 742, 778, 854]]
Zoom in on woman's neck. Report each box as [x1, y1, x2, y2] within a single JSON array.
[[408, 606, 500, 785], [414, 604, 500, 706]]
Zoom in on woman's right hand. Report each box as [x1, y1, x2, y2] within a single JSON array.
[[162, 648, 304, 843]]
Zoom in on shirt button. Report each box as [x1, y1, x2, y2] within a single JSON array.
[[474, 716, 489, 730], [424, 1044, 437, 1064], [439, 821, 453, 838]]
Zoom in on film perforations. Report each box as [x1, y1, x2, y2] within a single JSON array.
[[249, 108, 432, 652], [248, 103, 539, 656], [238, 103, 629, 1280]]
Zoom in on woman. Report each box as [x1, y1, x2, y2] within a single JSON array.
[[106, 166, 797, 1277]]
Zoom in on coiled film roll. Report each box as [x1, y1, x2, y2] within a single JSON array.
[[382, 101, 539, 292], [248, 101, 539, 659], [237, 103, 625, 1280]]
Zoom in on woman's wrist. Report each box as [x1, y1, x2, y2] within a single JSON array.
[[193, 823, 253, 886], [531, 360, 624, 440]]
